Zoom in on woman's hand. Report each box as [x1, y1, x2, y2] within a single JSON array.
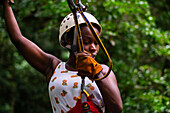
[[0, 0, 14, 5], [76, 52, 103, 79]]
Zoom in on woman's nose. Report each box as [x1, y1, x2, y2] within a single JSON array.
[[89, 43, 97, 51]]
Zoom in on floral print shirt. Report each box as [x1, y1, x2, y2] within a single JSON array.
[[48, 62, 105, 113]]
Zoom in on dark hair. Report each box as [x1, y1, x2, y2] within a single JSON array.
[[60, 26, 75, 47]]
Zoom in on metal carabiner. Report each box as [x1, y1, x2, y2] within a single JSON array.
[[75, 0, 88, 11]]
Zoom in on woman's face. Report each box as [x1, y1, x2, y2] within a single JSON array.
[[80, 25, 100, 58]]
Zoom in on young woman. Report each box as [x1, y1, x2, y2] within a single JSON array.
[[1, 0, 122, 112]]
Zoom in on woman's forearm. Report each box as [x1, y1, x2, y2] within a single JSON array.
[[3, 0, 22, 42]]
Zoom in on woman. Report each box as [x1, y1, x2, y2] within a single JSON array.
[[1, 0, 122, 112]]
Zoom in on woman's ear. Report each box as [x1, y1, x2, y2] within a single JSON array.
[[66, 36, 73, 45]]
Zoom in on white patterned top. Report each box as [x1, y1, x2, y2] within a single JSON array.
[[48, 62, 105, 113]]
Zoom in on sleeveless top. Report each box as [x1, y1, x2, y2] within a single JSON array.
[[48, 62, 105, 113]]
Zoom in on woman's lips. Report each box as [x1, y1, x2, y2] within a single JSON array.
[[91, 53, 96, 58]]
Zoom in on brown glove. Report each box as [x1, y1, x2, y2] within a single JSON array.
[[76, 52, 103, 79]]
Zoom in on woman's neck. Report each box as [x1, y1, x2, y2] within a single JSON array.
[[66, 51, 77, 71]]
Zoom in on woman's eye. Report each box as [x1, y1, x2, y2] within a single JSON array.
[[94, 42, 98, 45], [83, 41, 89, 45]]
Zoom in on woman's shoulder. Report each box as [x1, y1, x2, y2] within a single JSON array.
[[46, 54, 62, 81], [101, 64, 109, 71], [100, 64, 117, 83], [46, 53, 62, 70], [100, 64, 115, 76]]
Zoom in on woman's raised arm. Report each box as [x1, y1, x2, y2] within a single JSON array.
[[2, 0, 61, 77]]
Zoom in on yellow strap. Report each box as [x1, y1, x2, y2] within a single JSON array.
[[78, 90, 90, 99], [77, 7, 112, 81]]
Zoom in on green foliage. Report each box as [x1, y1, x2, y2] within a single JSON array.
[[0, 0, 169, 113]]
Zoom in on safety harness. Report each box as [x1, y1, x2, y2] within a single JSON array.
[[68, 90, 103, 113]]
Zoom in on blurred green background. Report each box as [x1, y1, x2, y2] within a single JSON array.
[[0, 0, 169, 113]]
